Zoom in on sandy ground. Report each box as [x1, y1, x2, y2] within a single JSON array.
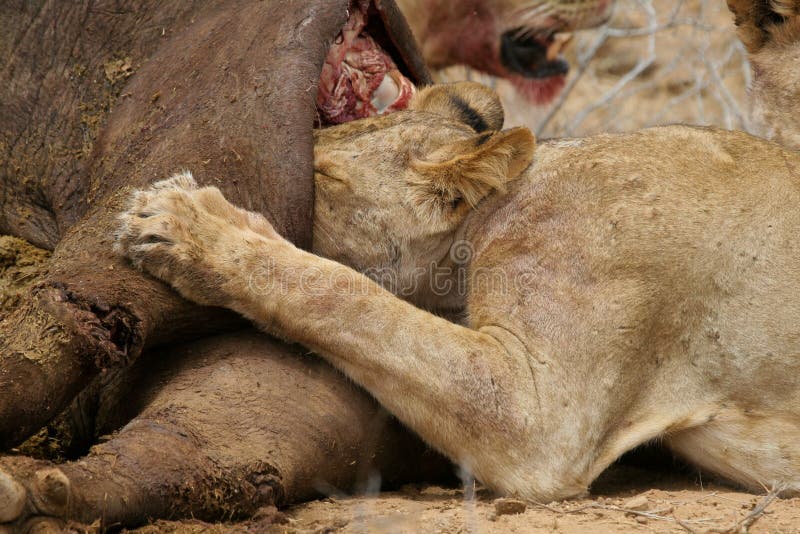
[[122, 463, 800, 533]]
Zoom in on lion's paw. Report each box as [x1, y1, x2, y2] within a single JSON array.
[[114, 171, 282, 306]]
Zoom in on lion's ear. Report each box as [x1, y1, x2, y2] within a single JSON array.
[[410, 82, 504, 132], [408, 127, 535, 222]]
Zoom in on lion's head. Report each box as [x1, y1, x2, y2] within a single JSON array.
[[399, 0, 614, 105], [312, 82, 535, 308]]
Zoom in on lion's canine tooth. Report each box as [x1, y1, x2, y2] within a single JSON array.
[[547, 32, 573, 61]]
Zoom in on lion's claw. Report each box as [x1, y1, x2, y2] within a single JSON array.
[[115, 170, 284, 306]]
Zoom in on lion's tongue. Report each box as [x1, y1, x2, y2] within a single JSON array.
[[316, 3, 416, 125]]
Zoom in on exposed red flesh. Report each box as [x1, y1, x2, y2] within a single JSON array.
[[317, 1, 416, 124]]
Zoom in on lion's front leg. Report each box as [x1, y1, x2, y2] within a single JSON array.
[[114, 178, 559, 499]]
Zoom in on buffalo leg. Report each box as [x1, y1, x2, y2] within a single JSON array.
[[0, 332, 450, 530]]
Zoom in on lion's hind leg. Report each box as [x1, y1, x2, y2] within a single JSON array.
[[665, 409, 800, 495]]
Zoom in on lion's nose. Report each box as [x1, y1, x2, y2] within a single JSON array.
[[500, 30, 569, 79]]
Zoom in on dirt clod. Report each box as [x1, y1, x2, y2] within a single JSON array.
[[493, 497, 527, 516], [103, 57, 134, 84], [252, 505, 289, 525], [622, 494, 650, 511], [0, 235, 50, 319]]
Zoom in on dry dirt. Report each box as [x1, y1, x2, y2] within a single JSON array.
[[115, 464, 800, 533], [0, 235, 50, 319]]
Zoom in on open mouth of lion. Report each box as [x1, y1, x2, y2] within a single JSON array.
[[316, 0, 419, 126], [498, 27, 573, 106]]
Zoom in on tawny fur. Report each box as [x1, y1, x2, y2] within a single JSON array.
[[114, 77, 800, 501]]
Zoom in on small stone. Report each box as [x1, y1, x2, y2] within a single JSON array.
[[494, 497, 527, 516], [623, 495, 650, 512], [635, 516, 648, 524]]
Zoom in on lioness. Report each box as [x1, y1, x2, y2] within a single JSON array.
[[727, 0, 800, 149], [397, 0, 613, 104], [115, 77, 800, 499]]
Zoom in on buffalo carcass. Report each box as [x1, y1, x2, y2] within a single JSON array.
[[0, 0, 450, 529]]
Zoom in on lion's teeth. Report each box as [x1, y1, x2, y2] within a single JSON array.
[[547, 32, 573, 61]]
